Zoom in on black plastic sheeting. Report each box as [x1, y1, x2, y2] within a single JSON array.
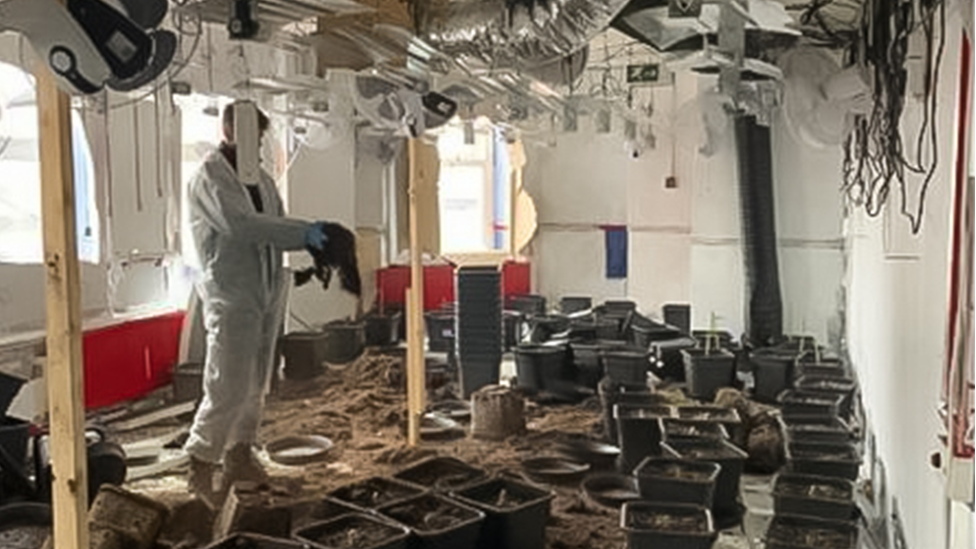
[[735, 115, 783, 346]]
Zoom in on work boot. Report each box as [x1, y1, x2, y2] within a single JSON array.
[[188, 456, 218, 509], [222, 443, 269, 488]]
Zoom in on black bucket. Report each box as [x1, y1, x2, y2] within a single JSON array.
[[377, 493, 485, 549], [365, 312, 402, 347], [569, 342, 603, 390], [0, 417, 30, 470], [321, 321, 366, 364], [451, 477, 554, 549], [0, 372, 26, 417], [280, 332, 329, 380], [682, 349, 736, 400], [514, 344, 571, 396]]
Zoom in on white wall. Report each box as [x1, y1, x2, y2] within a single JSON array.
[[524, 71, 845, 340], [845, 17, 968, 548]]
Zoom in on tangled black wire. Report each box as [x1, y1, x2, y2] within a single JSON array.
[[842, 0, 947, 234]]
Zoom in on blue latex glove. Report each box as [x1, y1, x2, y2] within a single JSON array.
[[305, 222, 328, 251]]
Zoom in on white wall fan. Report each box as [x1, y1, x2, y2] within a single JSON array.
[[780, 47, 871, 149]]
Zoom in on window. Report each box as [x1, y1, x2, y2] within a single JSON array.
[[0, 61, 99, 264], [435, 118, 511, 253]]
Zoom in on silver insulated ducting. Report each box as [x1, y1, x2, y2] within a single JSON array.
[[416, 0, 631, 68]]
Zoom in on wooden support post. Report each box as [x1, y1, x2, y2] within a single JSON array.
[[406, 139, 427, 446], [36, 53, 89, 548]]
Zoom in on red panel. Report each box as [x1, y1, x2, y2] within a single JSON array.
[[502, 261, 531, 297], [82, 311, 185, 410], [376, 265, 456, 312]]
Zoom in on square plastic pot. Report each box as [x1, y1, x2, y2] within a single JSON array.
[[794, 359, 847, 379], [675, 406, 743, 445], [329, 477, 427, 510], [780, 391, 845, 418], [425, 312, 456, 353], [780, 415, 853, 445], [749, 351, 798, 403], [393, 457, 488, 492], [773, 473, 856, 521], [283, 497, 363, 535], [765, 514, 858, 549], [661, 438, 748, 515], [633, 457, 720, 509], [786, 442, 861, 481], [451, 477, 554, 549], [620, 501, 715, 549], [598, 377, 662, 443], [377, 493, 485, 549], [295, 513, 411, 549], [660, 418, 729, 443], [602, 348, 651, 385], [514, 344, 571, 397], [681, 349, 736, 400], [613, 403, 674, 472], [793, 376, 858, 418]]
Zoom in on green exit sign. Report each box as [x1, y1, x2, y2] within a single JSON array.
[[626, 64, 661, 84]]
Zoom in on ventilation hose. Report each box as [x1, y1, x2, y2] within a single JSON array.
[[734, 114, 783, 345]]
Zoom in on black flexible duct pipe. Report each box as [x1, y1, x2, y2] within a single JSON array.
[[734, 115, 784, 346]]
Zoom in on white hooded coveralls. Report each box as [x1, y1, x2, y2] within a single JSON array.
[[184, 150, 311, 464]]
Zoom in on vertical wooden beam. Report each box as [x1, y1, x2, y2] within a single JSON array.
[[406, 139, 427, 446], [36, 49, 89, 549]]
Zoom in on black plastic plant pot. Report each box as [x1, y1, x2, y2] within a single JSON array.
[[377, 493, 485, 549], [560, 296, 593, 314], [793, 376, 858, 418], [425, 312, 456, 353], [780, 391, 845, 418], [506, 294, 546, 316], [451, 477, 555, 549], [794, 360, 847, 379], [570, 342, 603, 390], [662, 304, 692, 335], [321, 320, 367, 364], [393, 457, 488, 492], [601, 300, 638, 314], [514, 344, 571, 396], [613, 403, 675, 472], [602, 348, 651, 385], [633, 456, 721, 509], [620, 501, 716, 549], [661, 438, 749, 516], [781, 415, 853, 445], [772, 473, 856, 521], [750, 350, 798, 403], [284, 497, 364, 534], [173, 362, 204, 403], [649, 336, 698, 381], [280, 331, 329, 380], [681, 348, 736, 400], [524, 315, 570, 343], [691, 330, 735, 348], [786, 441, 861, 481], [660, 418, 729, 443], [553, 437, 621, 471], [329, 477, 427, 510], [205, 533, 309, 548], [598, 377, 661, 443], [765, 514, 858, 549], [295, 513, 411, 549], [675, 406, 743, 445], [631, 323, 683, 349], [365, 312, 403, 347]]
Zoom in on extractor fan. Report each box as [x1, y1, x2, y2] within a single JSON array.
[[349, 73, 458, 137], [0, 0, 175, 94], [780, 47, 871, 149]]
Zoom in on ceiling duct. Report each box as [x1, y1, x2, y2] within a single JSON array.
[[415, 0, 632, 69]]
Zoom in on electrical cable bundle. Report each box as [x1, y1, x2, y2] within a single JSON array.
[[842, 0, 946, 234]]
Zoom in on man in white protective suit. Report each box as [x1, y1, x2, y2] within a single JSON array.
[[184, 101, 327, 504]]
